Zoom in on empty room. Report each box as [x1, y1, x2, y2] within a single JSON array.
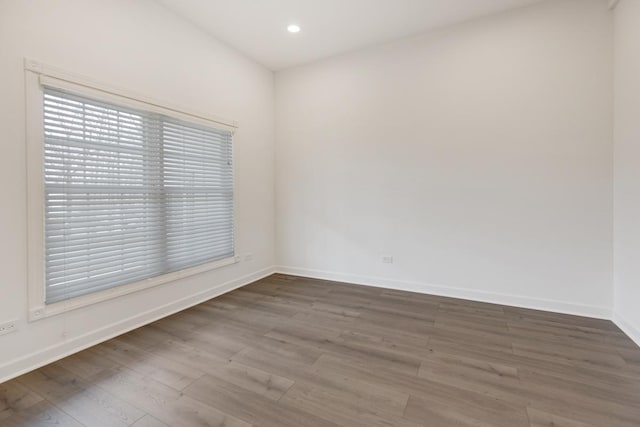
[[1, 0, 640, 425]]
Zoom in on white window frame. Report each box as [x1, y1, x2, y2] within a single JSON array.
[[25, 59, 239, 321]]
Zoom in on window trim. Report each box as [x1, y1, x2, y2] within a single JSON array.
[[25, 59, 239, 321]]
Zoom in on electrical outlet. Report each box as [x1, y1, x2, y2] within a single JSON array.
[[244, 253, 254, 262], [381, 255, 394, 264], [0, 320, 18, 336]]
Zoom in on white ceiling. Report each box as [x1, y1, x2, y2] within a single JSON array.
[[157, 0, 547, 71]]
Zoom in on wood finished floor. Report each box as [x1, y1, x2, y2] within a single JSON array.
[[2, 274, 640, 427]]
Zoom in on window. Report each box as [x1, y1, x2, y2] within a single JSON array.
[[26, 61, 236, 317]]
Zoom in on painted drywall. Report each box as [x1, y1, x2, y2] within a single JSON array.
[[0, 0, 275, 382], [275, 0, 614, 317], [613, 0, 640, 345]]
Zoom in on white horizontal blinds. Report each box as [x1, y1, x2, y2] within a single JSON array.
[[162, 118, 234, 273], [43, 87, 234, 304]]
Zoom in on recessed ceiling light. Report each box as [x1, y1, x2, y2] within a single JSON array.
[[287, 24, 301, 34]]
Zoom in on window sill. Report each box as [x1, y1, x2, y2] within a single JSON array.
[[29, 255, 238, 321]]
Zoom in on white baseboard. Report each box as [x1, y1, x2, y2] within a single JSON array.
[[613, 312, 640, 348], [275, 265, 612, 320], [0, 266, 275, 384]]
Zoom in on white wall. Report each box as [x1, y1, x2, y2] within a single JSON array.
[[613, 0, 640, 345], [275, 0, 614, 317], [0, 0, 275, 382]]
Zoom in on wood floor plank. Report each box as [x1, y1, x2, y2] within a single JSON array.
[[230, 342, 316, 385], [313, 352, 526, 416], [116, 325, 183, 350], [507, 317, 635, 350], [182, 326, 255, 360], [343, 320, 430, 350], [618, 346, 640, 367], [267, 326, 423, 376], [427, 331, 640, 409], [280, 382, 399, 427], [417, 350, 524, 404], [54, 347, 120, 381], [435, 312, 510, 335], [403, 393, 529, 427], [90, 337, 148, 366], [207, 361, 294, 401], [326, 287, 378, 310], [87, 367, 181, 415], [245, 333, 325, 366], [512, 340, 629, 371], [48, 384, 145, 427], [517, 369, 640, 426], [146, 339, 230, 376], [184, 375, 338, 427], [526, 407, 597, 427], [90, 367, 250, 427], [337, 329, 435, 360], [17, 365, 87, 402], [0, 381, 43, 420], [519, 365, 640, 409], [503, 307, 619, 332], [428, 328, 514, 355], [277, 353, 412, 426], [0, 400, 83, 427], [357, 307, 435, 336], [132, 414, 170, 427], [438, 300, 506, 317], [125, 351, 205, 390]]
